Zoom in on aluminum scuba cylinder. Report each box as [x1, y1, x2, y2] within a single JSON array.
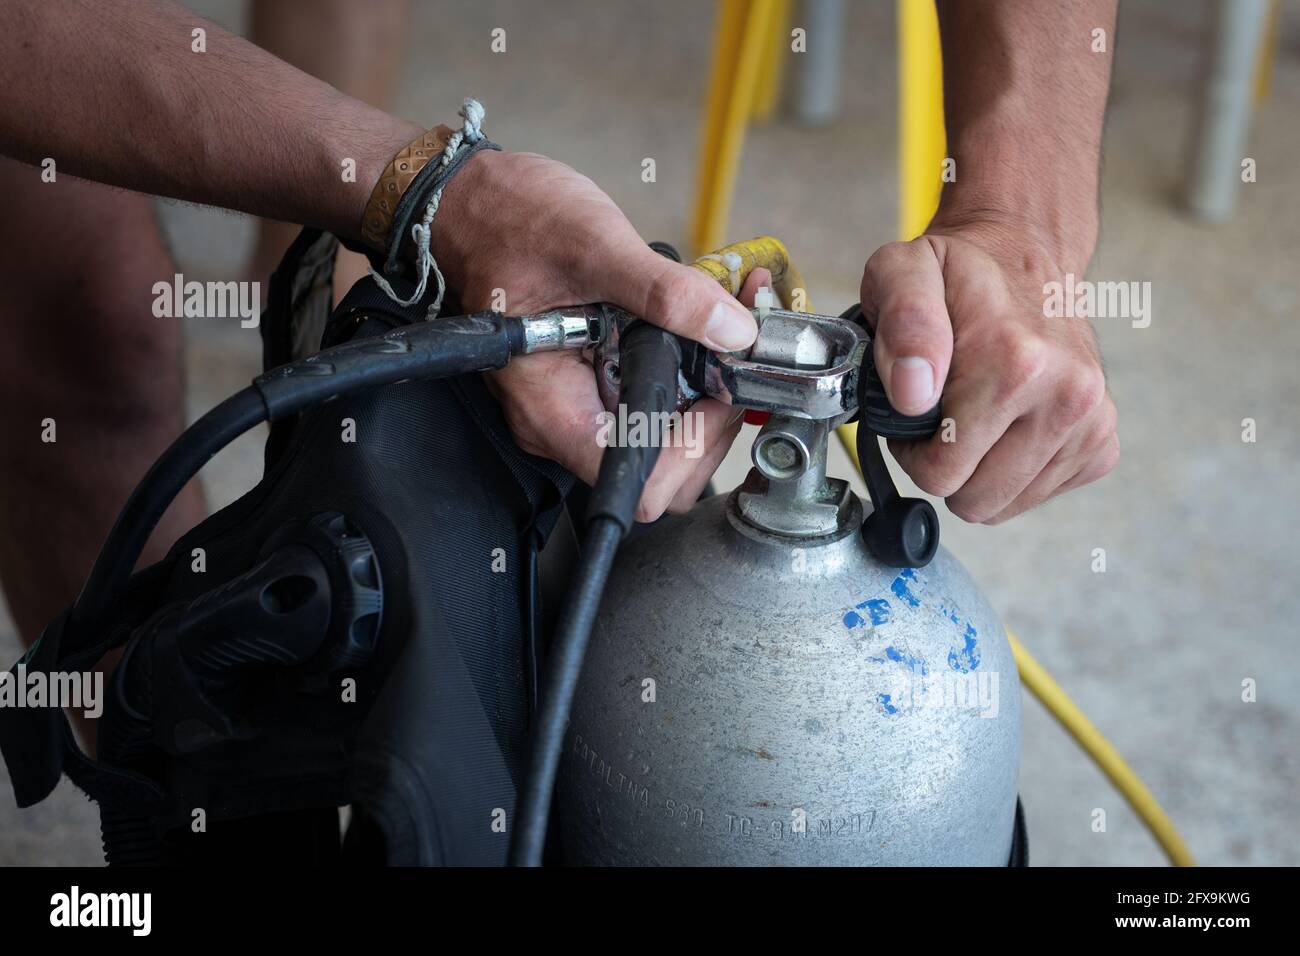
[[556, 307, 1022, 866]]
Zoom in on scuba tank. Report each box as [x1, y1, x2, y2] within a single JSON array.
[[556, 303, 1024, 866]]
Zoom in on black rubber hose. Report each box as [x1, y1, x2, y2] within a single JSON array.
[[510, 321, 683, 867], [253, 311, 522, 419], [72, 387, 268, 629], [71, 313, 524, 633], [509, 516, 621, 867], [581, 323, 683, 533]]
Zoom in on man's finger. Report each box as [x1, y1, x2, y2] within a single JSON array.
[[603, 243, 758, 352], [635, 399, 743, 521], [985, 409, 1120, 524], [860, 239, 953, 416], [664, 407, 746, 514], [887, 362, 1025, 500], [942, 417, 1068, 524], [736, 267, 773, 308]]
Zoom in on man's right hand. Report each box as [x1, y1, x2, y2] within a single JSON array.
[[429, 150, 767, 522], [860, 221, 1118, 525]]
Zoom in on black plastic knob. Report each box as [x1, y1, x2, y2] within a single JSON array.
[[842, 304, 943, 568]]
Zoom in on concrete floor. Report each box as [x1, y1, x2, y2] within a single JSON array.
[[2, 0, 1297, 866]]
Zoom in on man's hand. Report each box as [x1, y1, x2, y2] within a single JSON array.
[[430, 150, 765, 521], [859, 0, 1120, 525], [860, 222, 1118, 525]]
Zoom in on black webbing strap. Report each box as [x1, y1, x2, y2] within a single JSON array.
[[0, 603, 167, 810]]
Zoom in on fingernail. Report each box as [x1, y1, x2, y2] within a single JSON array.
[[704, 299, 757, 351], [890, 357, 936, 412]]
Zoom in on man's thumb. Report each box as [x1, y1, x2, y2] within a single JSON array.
[[607, 247, 757, 352], [860, 240, 953, 416]]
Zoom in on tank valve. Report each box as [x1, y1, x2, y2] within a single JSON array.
[[740, 416, 856, 538]]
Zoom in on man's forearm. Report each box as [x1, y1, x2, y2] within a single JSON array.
[[932, 0, 1117, 269], [0, 0, 421, 238]]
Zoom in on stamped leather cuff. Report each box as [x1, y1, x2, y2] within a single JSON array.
[[360, 124, 455, 252]]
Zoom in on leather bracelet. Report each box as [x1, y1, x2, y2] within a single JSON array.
[[359, 124, 456, 253], [381, 134, 500, 277]]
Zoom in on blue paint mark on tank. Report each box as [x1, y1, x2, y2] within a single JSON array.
[[890, 568, 922, 607], [937, 602, 980, 671], [843, 598, 891, 630], [948, 622, 981, 672], [869, 644, 928, 676], [845, 573, 983, 711], [871, 647, 927, 714]]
